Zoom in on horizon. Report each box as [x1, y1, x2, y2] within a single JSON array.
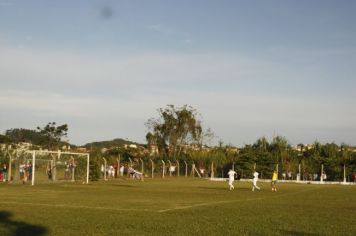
[[1, 125, 354, 148], [1, 1, 355, 147]]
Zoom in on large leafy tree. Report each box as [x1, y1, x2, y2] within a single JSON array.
[[145, 105, 204, 158], [37, 122, 68, 149], [4, 128, 46, 145], [0, 134, 12, 143]]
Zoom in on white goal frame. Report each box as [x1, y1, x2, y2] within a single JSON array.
[[26, 150, 90, 186]]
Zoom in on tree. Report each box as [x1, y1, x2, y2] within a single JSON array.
[[340, 143, 350, 165], [145, 105, 205, 158], [271, 136, 289, 172], [37, 122, 68, 149], [0, 134, 12, 143], [253, 137, 269, 152], [320, 143, 340, 180], [4, 128, 46, 145]]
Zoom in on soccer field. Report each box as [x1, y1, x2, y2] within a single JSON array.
[[0, 178, 355, 236]]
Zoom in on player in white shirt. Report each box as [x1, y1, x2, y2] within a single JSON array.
[[227, 169, 237, 190], [252, 171, 261, 191], [128, 167, 143, 181]]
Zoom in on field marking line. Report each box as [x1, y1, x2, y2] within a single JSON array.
[[158, 187, 314, 213], [0, 201, 152, 212]]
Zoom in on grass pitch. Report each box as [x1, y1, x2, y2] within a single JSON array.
[[0, 178, 355, 235]]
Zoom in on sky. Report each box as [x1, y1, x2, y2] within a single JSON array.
[[0, 0, 355, 147]]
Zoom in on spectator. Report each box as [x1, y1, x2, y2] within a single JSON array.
[[313, 173, 318, 181], [169, 166, 176, 176], [101, 164, 105, 178], [64, 162, 70, 180], [119, 165, 124, 177], [19, 162, 26, 184], [199, 168, 205, 177], [47, 163, 52, 180], [27, 162, 32, 181], [287, 171, 292, 180], [2, 163, 7, 182], [109, 165, 115, 179]]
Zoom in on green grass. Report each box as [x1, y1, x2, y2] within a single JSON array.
[[0, 178, 355, 235]]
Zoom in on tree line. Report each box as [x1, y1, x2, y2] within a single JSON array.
[[99, 105, 356, 181], [1, 122, 69, 149], [1, 106, 355, 181]]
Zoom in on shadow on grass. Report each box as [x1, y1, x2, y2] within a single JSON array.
[[197, 186, 226, 191], [198, 186, 255, 191], [280, 230, 319, 236], [112, 184, 136, 188], [0, 211, 48, 236]]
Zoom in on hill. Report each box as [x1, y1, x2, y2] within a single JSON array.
[[1, 128, 72, 148], [3, 128, 48, 145], [0, 128, 143, 151], [82, 138, 143, 151]]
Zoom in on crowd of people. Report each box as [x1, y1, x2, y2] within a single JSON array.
[[19, 162, 33, 184], [0, 161, 78, 184]]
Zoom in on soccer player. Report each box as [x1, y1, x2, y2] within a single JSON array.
[[271, 170, 278, 192], [252, 170, 261, 191], [133, 169, 143, 180], [227, 169, 237, 190], [128, 167, 143, 181]]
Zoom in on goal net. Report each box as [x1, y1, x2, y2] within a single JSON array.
[[7, 150, 89, 185]]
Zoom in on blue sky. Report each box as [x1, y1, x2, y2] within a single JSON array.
[[0, 0, 355, 146]]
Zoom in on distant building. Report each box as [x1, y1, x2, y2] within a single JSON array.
[[61, 145, 71, 151], [148, 144, 159, 155], [294, 144, 314, 152], [124, 144, 138, 149], [76, 147, 88, 152], [15, 142, 32, 151]]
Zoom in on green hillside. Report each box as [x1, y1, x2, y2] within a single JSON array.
[[82, 138, 142, 151]]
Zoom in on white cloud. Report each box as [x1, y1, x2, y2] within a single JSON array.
[[1, 45, 287, 93], [0, 44, 355, 145]]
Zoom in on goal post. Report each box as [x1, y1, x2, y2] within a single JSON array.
[[25, 150, 90, 186]]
